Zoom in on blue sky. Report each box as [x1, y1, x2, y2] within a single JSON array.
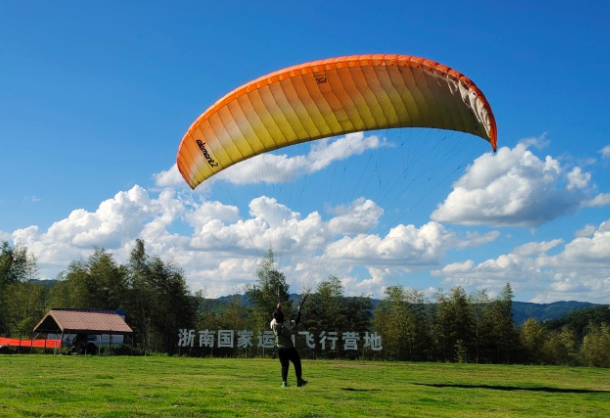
[[1, 1, 609, 302]]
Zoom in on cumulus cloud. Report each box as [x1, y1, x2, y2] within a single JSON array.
[[455, 231, 500, 249], [566, 167, 590, 190], [431, 140, 596, 227], [341, 267, 392, 296], [548, 223, 610, 267], [11, 186, 184, 279], [185, 200, 240, 230], [216, 153, 309, 185], [326, 221, 457, 268], [583, 192, 610, 207], [153, 165, 184, 188], [434, 220, 610, 303], [7, 133, 610, 301], [53, 186, 153, 248], [306, 133, 388, 172], [599, 145, 610, 160], [155, 132, 390, 187], [510, 239, 563, 256], [190, 199, 300, 253], [326, 198, 383, 236], [9, 176, 499, 299], [575, 224, 597, 237], [182, 194, 462, 297]]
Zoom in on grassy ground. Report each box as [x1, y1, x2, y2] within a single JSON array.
[[0, 355, 609, 417]]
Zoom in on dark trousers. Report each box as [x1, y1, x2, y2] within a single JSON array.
[[278, 346, 302, 382]]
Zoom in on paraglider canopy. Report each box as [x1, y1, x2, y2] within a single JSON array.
[[177, 54, 497, 190]]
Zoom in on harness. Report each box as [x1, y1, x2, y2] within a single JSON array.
[[273, 321, 294, 348]]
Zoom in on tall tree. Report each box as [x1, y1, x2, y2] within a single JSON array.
[[372, 286, 405, 360], [6, 280, 50, 338], [302, 276, 345, 358], [246, 250, 290, 333], [87, 248, 128, 309], [0, 242, 37, 335], [432, 286, 474, 362], [47, 272, 72, 310], [519, 318, 547, 364], [0, 242, 31, 285], [126, 238, 153, 352], [487, 283, 517, 363], [61, 248, 127, 309], [343, 295, 373, 337], [469, 289, 492, 363], [402, 288, 431, 361], [146, 257, 196, 354], [580, 322, 610, 367], [373, 286, 430, 361], [541, 327, 578, 365]]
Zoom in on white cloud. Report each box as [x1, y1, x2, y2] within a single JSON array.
[[549, 224, 610, 267], [185, 200, 240, 231], [249, 196, 297, 227], [156, 132, 391, 187], [346, 267, 390, 296], [575, 224, 597, 238], [454, 231, 500, 249], [439, 259, 474, 275], [511, 239, 563, 256], [153, 165, 184, 188], [326, 221, 456, 268], [216, 152, 309, 185], [51, 186, 152, 248], [7, 133, 610, 302], [326, 198, 383, 236], [431, 140, 593, 227], [11, 186, 184, 280], [434, 220, 610, 303], [566, 167, 590, 190], [12, 225, 83, 272], [306, 133, 388, 172], [599, 145, 610, 160], [583, 192, 610, 207], [7, 179, 502, 299], [314, 222, 499, 297]]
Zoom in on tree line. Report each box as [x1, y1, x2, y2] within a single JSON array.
[[1, 241, 609, 367], [0, 240, 196, 354]]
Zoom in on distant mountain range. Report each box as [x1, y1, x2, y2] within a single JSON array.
[[218, 293, 605, 325], [511, 301, 604, 325], [35, 279, 603, 325]]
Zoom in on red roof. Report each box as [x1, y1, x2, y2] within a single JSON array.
[[34, 309, 133, 335]]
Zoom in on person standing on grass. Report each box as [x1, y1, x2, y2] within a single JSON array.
[[270, 299, 308, 388]]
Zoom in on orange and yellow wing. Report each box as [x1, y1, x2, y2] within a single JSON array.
[[177, 54, 497, 189]]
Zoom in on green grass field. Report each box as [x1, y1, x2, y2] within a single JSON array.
[[0, 355, 609, 417]]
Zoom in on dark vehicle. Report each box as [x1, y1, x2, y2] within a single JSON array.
[[69, 333, 97, 355]]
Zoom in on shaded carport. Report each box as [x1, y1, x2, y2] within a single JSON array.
[[33, 308, 133, 354]]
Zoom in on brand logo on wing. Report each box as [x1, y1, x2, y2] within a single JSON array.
[[196, 140, 219, 167]]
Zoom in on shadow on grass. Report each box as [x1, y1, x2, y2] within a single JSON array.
[[414, 383, 608, 394], [341, 388, 381, 392]]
